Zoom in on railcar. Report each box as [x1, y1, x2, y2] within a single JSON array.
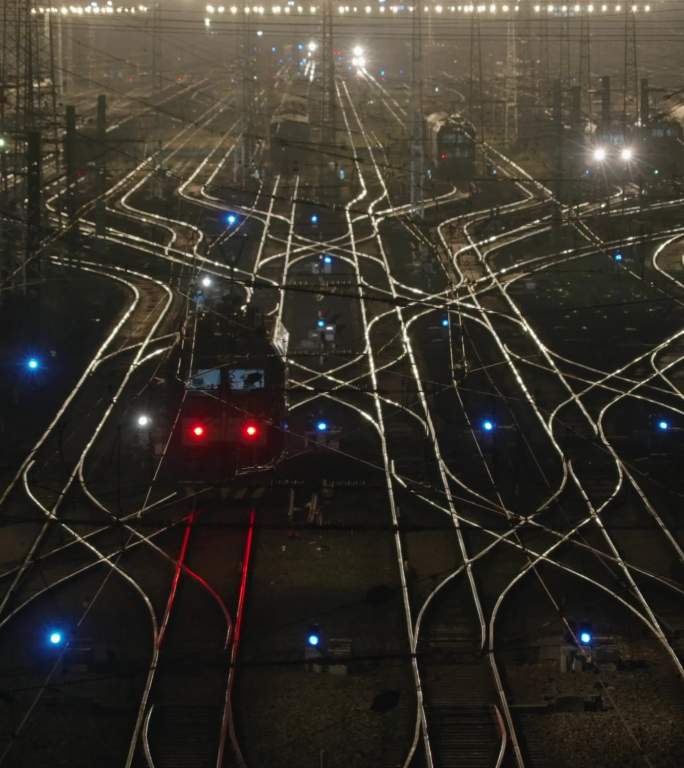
[[269, 111, 311, 175], [425, 112, 477, 181], [269, 74, 312, 174]]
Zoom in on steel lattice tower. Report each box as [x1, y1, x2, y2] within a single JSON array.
[[0, 0, 59, 290], [409, 0, 424, 216]]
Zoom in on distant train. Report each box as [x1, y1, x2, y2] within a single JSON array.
[[269, 76, 311, 175], [583, 119, 683, 187], [425, 112, 477, 181]]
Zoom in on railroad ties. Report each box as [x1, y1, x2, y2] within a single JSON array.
[[147, 704, 222, 768], [419, 581, 504, 768]]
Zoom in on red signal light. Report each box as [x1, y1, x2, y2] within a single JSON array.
[[243, 423, 259, 440], [191, 424, 205, 438], [440, 152, 448, 160]]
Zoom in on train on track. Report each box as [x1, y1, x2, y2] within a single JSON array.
[[172, 311, 286, 480], [269, 74, 312, 175], [425, 112, 477, 182]]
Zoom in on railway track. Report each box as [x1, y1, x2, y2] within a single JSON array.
[[2, 49, 684, 768], [419, 580, 505, 768], [354, 68, 684, 768], [0, 75, 256, 767]]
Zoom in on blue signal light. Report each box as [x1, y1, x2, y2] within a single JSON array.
[[579, 630, 592, 645], [317, 319, 325, 328], [27, 357, 40, 371], [482, 420, 494, 432], [441, 317, 449, 327], [307, 632, 320, 647], [310, 214, 319, 225], [48, 630, 64, 646], [323, 255, 332, 265], [657, 419, 669, 431], [316, 420, 328, 432], [614, 252, 623, 262], [226, 213, 237, 227]]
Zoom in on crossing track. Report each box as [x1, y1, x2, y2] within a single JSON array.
[[2, 53, 684, 768], [255, 65, 684, 768], [0, 76, 257, 768]]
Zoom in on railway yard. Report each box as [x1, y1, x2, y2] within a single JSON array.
[[1, 4, 683, 768]]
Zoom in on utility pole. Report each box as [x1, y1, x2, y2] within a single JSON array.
[[25, 130, 42, 292], [600, 75, 611, 133], [504, 18, 518, 145], [151, 1, 162, 94], [559, 9, 571, 88], [640, 78, 649, 126], [425, 4, 433, 99], [240, 2, 255, 188], [55, 10, 65, 99], [409, 0, 424, 217], [516, 0, 533, 143], [578, 8, 591, 125], [95, 94, 107, 246], [64, 104, 78, 247], [538, 8, 550, 108], [570, 85, 581, 131], [320, 0, 335, 195], [623, 4, 638, 130], [0, 1, 59, 288], [468, 11, 483, 137], [45, 10, 60, 176], [552, 79, 563, 232]]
